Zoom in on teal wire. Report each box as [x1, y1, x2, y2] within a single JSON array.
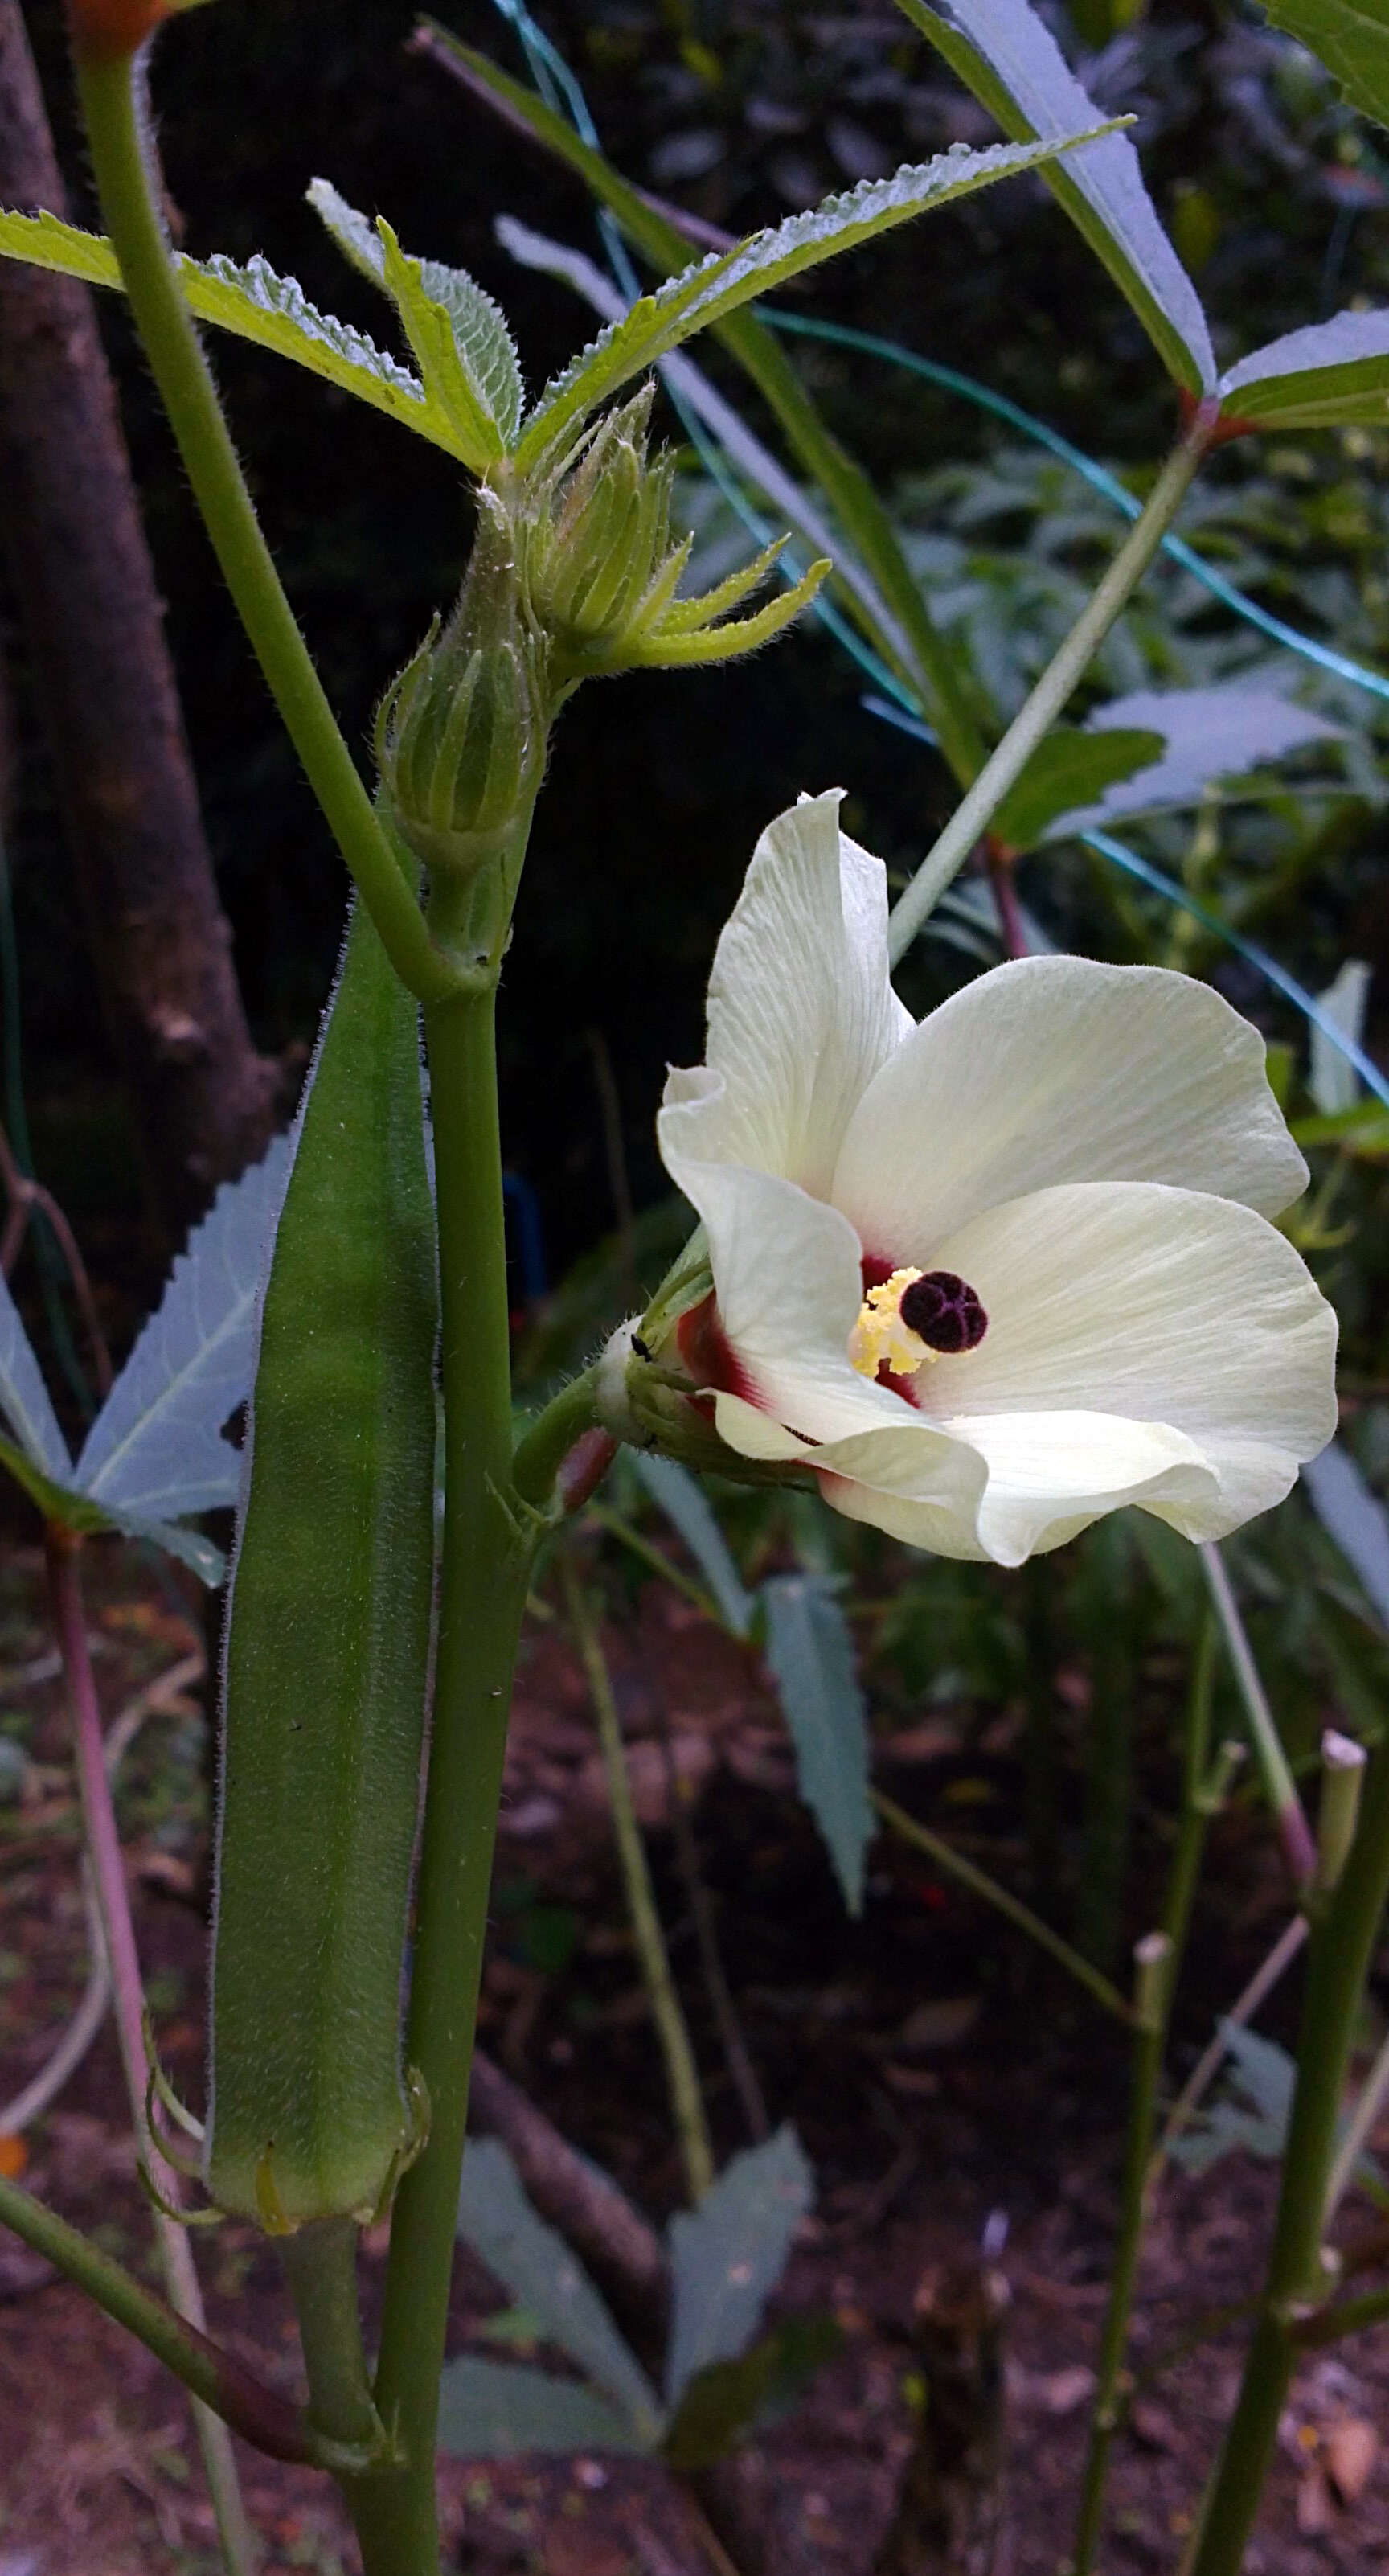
[[481, 0, 1384, 1089], [766, 310, 1389, 711]]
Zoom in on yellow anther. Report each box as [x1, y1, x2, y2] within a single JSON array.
[[850, 1266, 938, 1379]]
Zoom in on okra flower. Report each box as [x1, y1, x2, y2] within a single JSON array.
[[603, 792, 1336, 1565]]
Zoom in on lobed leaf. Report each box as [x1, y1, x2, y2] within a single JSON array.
[[0, 1270, 71, 1481], [1039, 684, 1340, 839], [0, 206, 475, 464], [436, 2357, 654, 2457], [76, 1138, 291, 1524], [457, 2140, 662, 2436], [894, 0, 1215, 392], [666, 2128, 813, 2408], [309, 180, 524, 445], [760, 1575, 873, 1913], [514, 126, 1120, 469], [1219, 308, 1389, 429], [662, 2316, 842, 2470], [991, 726, 1163, 851]]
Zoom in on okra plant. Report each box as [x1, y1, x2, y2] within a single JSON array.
[[2, 0, 1389, 2570]]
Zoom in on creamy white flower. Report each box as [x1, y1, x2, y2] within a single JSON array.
[[642, 790, 1337, 1566]]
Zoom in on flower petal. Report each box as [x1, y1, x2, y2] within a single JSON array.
[[665, 790, 910, 1197], [656, 1152, 908, 1442], [832, 956, 1307, 1257], [711, 1390, 993, 1558], [940, 1411, 1220, 1563], [922, 1180, 1337, 1510]]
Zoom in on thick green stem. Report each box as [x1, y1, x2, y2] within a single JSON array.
[[871, 1790, 1132, 2024], [561, 1544, 715, 2202], [359, 979, 533, 2574], [1186, 1738, 1389, 2576], [513, 1364, 602, 1509], [281, 2221, 380, 2456], [887, 425, 1210, 962], [71, 46, 461, 1005], [0, 2167, 309, 2460], [1070, 1627, 1219, 2576]]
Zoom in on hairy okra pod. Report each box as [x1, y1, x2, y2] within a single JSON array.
[[205, 902, 436, 2230]]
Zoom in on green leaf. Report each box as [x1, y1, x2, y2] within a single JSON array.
[[74, 1138, 290, 1524], [666, 2128, 813, 2407], [308, 181, 524, 445], [633, 1454, 755, 1637], [662, 2316, 843, 2470], [0, 1431, 227, 1583], [1303, 1441, 1389, 1632], [514, 126, 1120, 469], [1256, 0, 1389, 131], [991, 727, 1162, 851], [1219, 309, 1389, 429], [1290, 1100, 1389, 1152], [1039, 684, 1339, 839], [436, 2357, 654, 2458], [0, 207, 475, 466], [894, 0, 1215, 392], [457, 2139, 663, 2437], [0, 1268, 70, 1481], [376, 221, 506, 469], [760, 1575, 872, 1913]]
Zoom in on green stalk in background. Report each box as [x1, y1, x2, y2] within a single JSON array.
[[888, 419, 1211, 958], [561, 1543, 716, 2201], [1186, 1739, 1389, 2576], [70, 44, 463, 1006]]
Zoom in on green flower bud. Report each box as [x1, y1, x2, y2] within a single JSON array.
[[518, 386, 829, 687], [376, 512, 548, 877]]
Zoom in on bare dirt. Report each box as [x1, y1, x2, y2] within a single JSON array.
[[1, 1534, 1387, 2576]]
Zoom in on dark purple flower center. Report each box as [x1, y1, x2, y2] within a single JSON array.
[[899, 1270, 989, 1356]]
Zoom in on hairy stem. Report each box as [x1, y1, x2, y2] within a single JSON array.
[[887, 424, 1211, 961], [71, 44, 460, 1004], [561, 1543, 715, 2201]]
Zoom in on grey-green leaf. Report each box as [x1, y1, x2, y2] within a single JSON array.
[[633, 1454, 755, 1637], [1303, 1441, 1389, 1632], [894, 0, 1215, 392], [514, 128, 1118, 468], [1256, 0, 1389, 132], [436, 2357, 655, 2459], [760, 1574, 872, 1913], [1040, 685, 1339, 839], [457, 2139, 662, 2435], [666, 2127, 813, 2407], [1219, 308, 1389, 429], [75, 1138, 290, 1523], [0, 1271, 69, 1480]]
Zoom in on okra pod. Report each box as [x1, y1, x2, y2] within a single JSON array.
[[205, 903, 436, 2229]]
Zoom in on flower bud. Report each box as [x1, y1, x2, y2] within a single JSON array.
[[376, 517, 548, 877], [68, 0, 210, 59], [519, 385, 829, 687]]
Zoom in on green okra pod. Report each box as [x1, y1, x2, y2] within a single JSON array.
[[205, 902, 437, 2231]]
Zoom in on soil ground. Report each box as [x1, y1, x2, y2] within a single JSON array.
[[1, 1534, 1387, 2576]]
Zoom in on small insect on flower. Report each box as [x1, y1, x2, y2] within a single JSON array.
[[600, 791, 1337, 1565]]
